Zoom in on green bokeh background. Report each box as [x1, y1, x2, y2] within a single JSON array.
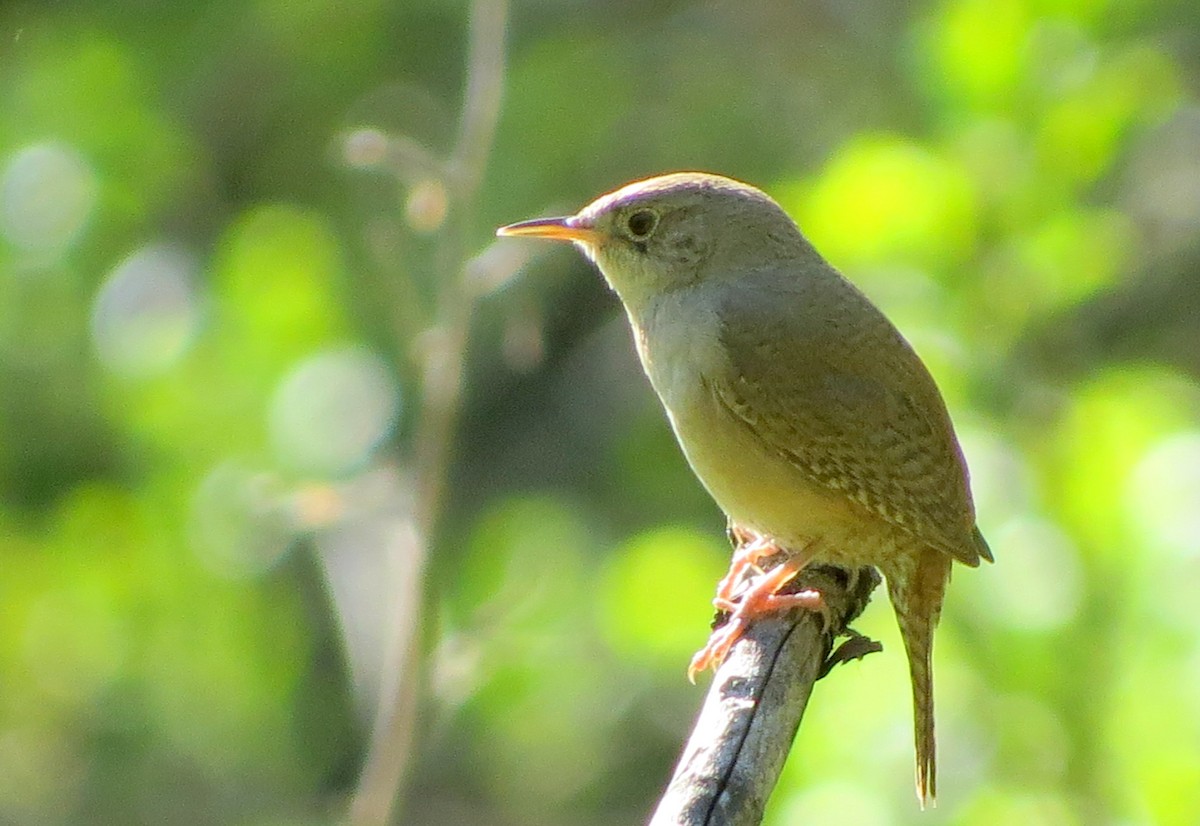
[[2, 1, 1199, 824]]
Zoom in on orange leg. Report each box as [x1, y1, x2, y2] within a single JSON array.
[[688, 555, 828, 683], [713, 531, 777, 603]]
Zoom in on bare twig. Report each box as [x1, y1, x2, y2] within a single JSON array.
[[450, 0, 507, 197], [650, 566, 881, 826], [346, 2, 509, 824], [412, 0, 508, 536]]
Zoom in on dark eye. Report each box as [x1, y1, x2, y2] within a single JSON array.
[[626, 209, 658, 239]]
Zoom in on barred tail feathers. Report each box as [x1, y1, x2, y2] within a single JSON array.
[[885, 550, 952, 809]]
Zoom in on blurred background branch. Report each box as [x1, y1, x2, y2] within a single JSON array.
[[347, 2, 511, 824]]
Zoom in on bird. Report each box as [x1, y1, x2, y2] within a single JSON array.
[[497, 172, 991, 807]]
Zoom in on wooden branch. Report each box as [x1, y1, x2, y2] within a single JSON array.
[[649, 565, 881, 826]]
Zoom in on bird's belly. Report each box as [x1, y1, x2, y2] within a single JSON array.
[[634, 293, 889, 565], [662, 381, 888, 566]]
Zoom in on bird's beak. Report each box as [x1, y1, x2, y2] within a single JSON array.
[[496, 216, 599, 245]]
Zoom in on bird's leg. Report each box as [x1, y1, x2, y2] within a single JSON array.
[[725, 520, 758, 550], [688, 553, 827, 682], [714, 527, 777, 603]]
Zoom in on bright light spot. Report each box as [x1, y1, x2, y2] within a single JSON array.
[[0, 142, 97, 254], [90, 243, 201, 377], [188, 462, 295, 579], [342, 128, 389, 168], [268, 346, 400, 477], [969, 517, 1083, 631], [1127, 431, 1200, 560], [405, 177, 448, 233], [932, 0, 1029, 106]]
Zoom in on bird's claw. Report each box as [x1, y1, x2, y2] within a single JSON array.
[[689, 552, 827, 681], [713, 533, 777, 603]]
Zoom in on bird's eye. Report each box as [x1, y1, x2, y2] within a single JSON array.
[[626, 209, 658, 240]]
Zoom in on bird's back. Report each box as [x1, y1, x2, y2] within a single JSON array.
[[705, 260, 988, 566]]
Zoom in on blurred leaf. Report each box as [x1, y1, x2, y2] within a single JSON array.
[[787, 134, 978, 272], [1050, 366, 1200, 562], [922, 0, 1031, 110], [597, 525, 728, 668], [213, 204, 349, 373]]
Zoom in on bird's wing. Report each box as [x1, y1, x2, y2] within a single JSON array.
[[710, 266, 989, 566]]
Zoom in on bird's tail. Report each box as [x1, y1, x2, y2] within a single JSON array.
[[886, 550, 952, 809]]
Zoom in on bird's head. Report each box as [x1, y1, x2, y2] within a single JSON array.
[[498, 172, 808, 314]]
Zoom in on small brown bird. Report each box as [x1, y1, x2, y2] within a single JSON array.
[[498, 172, 991, 806]]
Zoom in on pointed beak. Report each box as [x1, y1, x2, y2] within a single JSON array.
[[496, 216, 599, 245]]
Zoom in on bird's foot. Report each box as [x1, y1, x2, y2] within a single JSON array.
[[687, 556, 827, 682], [713, 529, 779, 603]]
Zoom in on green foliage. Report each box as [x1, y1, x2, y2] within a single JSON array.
[[1, 1, 1199, 824]]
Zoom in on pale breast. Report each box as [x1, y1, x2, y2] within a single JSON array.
[[630, 289, 892, 565]]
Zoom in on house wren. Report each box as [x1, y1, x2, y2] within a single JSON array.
[[498, 172, 991, 806]]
